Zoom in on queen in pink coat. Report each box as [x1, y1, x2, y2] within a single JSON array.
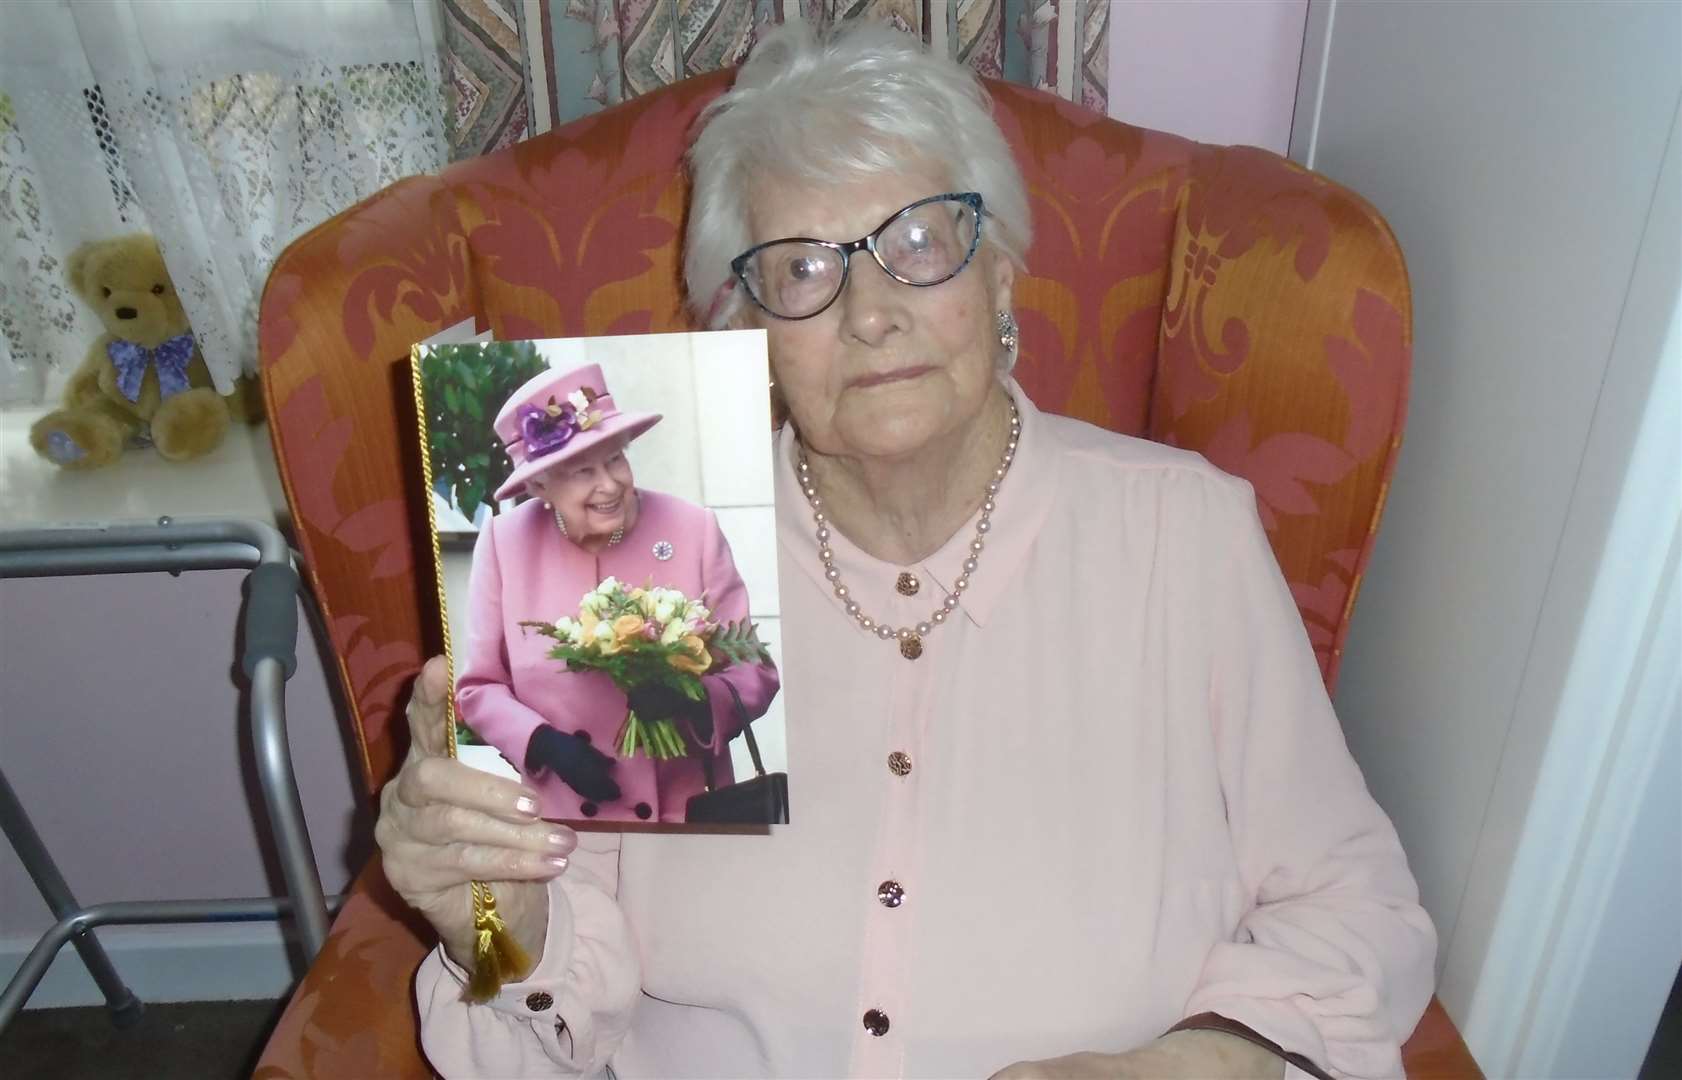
[[456, 362, 780, 823]]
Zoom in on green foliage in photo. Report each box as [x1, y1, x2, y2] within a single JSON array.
[[421, 340, 548, 522]]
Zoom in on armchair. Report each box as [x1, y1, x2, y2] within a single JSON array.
[[252, 70, 1476, 1078]]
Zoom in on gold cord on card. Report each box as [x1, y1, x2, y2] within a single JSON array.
[[411, 344, 532, 1000]]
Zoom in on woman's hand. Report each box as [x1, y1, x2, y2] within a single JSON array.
[[988, 1031, 1285, 1080], [377, 656, 576, 969]]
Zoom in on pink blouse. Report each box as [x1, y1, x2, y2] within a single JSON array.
[[415, 383, 1436, 1078]]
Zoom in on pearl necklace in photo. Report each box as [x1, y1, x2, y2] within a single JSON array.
[[797, 399, 1021, 660], [553, 506, 624, 547]]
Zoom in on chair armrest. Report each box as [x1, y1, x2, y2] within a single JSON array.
[[252, 854, 435, 1079], [258, 175, 479, 795], [1402, 997, 1484, 1079]]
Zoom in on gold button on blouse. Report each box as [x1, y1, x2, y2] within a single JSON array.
[[863, 1008, 890, 1036], [887, 751, 913, 776], [895, 572, 920, 596]]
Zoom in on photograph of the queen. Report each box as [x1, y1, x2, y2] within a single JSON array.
[[453, 357, 782, 824]]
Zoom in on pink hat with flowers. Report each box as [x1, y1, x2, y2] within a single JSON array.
[[492, 362, 661, 502]]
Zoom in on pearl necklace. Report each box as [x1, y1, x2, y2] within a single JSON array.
[[553, 507, 624, 547], [798, 399, 1021, 660]]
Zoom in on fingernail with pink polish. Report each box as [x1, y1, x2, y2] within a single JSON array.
[[546, 856, 569, 872], [515, 796, 539, 816], [545, 831, 570, 847]]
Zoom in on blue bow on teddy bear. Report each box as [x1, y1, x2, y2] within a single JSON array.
[[107, 332, 196, 403]]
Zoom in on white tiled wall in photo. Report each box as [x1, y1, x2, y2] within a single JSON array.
[[713, 505, 779, 619], [730, 615, 785, 779], [692, 329, 774, 508], [442, 549, 473, 659]]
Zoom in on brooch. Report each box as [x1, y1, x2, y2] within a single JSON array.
[[652, 540, 674, 561]]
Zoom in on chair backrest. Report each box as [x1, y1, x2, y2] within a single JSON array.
[[260, 71, 1409, 796]]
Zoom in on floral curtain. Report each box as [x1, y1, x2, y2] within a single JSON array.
[[443, 0, 1109, 160]]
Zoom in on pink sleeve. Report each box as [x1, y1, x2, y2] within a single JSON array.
[[456, 520, 551, 760], [1184, 473, 1436, 1080], [690, 510, 781, 754], [415, 836, 640, 1077]]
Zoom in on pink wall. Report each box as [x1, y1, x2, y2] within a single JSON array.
[[1107, 0, 1308, 154], [0, 573, 364, 936]]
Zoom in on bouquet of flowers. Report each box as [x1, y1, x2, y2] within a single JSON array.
[[521, 576, 772, 759]]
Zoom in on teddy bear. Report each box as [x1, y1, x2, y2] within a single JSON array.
[[29, 233, 262, 469]]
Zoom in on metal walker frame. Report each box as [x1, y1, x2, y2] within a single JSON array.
[[0, 517, 331, 1033]]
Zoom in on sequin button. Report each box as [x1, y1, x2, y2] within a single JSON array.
[[887, 751, 913, 776], [896, 572, 920, 596], [877, 880, 905, 908], [863, 1008, 890, 1036]]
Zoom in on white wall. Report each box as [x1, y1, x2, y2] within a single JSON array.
[[1446, 95, 1682, 1078], [1293, 0, 1682, 1066], [1108, 0, 1307, 154]]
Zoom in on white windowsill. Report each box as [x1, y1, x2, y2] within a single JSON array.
[[0, 405, 289, 530]]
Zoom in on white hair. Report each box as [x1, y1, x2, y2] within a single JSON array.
[[683, 20, 1032, 328]]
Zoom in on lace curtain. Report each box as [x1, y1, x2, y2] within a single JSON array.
[[0, 0, 449, 406]]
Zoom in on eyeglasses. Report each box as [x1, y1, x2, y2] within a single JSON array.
[[730, 192, 985, 321]]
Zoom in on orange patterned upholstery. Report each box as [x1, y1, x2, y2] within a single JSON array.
[[254, 70, 1472, 1078]]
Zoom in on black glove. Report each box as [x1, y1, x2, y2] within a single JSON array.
[[626, 682, 714, 744], [524, 726, 620, 802]]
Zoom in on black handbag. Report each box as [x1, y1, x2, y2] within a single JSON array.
[[684, 681, 789, 825]]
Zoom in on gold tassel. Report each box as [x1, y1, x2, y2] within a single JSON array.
[[463, 880, 534, 1002], [414, 354, 533, 1004]]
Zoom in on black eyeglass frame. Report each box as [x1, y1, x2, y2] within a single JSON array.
[[729, 192, 987, 321]]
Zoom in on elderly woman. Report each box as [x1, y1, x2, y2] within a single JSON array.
[[376, 22, 1435, 1079], [455, 361, 780, 823]]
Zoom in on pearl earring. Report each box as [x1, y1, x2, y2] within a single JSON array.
[[996, 310, 1019, 355]]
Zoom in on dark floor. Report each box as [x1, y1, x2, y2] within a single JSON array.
[[0, 998, 284, 1080], [1639, 963, 1682, 1080]]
